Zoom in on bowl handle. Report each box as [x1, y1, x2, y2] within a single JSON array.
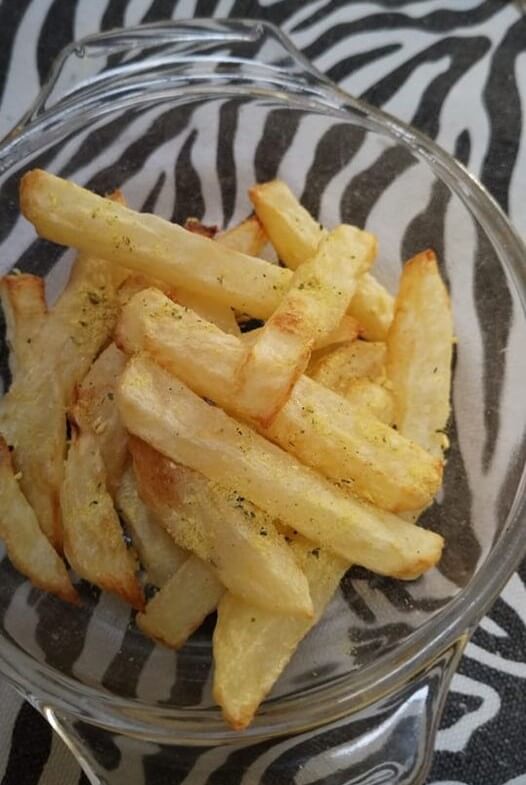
[[8, 19, 348, 138], [37, 636, 465, 785]]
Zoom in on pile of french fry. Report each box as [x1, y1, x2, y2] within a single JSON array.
[[0, 171, 453, 729]]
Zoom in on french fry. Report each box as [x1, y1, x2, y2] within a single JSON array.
[[345, 378, 394, 424], [137, 556, 223, 649], [172, 289, 240, 336], [0, 274, 47, 379], [0, 437, 78, 604], [308, 340, 387, 394], [241, 313, 360, 352], [214, 538, 347, 729], [116, 290, 441, 512], [130, 437, 313, 617], [386, 250, 453, 457], [217, 216, 268, 256], [249, 179, 394, 339], [60, 430, 144, 610], [118, 356, 444, 578], [20, 171, 387, 329], [235, 225, 376, 425], [20, 170, 290, 319], [116, 466, 187, 587], [0, 252, 120, 550], [73, 343, 128, 495]]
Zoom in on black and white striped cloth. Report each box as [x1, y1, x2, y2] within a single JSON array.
[[0, 1, 525, 784]]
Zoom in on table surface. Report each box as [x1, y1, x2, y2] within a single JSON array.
[[0, 1, 525, 784]]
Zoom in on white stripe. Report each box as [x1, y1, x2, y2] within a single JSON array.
[[479, 616, 509, 638], [72, 592, 131, 684], [436, 673, 500, 752], [501, 573, 526, 628], [3, 582, 46, 662], [36, 729, 81, 785], [73, 0, 110, 40], [509, 51, 526, 239], [135, 643, 177, 703], [464, 640, 526, 679]]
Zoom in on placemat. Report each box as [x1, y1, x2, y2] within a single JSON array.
[[0, 1, 525, 784]]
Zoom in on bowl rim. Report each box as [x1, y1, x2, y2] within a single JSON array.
[[1, 19, 526, 744]]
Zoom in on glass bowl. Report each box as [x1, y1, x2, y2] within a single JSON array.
[[1, 19, 526, 785]]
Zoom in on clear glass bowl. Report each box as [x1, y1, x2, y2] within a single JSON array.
[[1, 19, 526, 785]]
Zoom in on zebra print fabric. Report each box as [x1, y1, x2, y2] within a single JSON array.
[[0, 1, 525, 784]]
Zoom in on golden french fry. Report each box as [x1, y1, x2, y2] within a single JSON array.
[[217, 216, 268, 256], [116, 466, 187, 587], [20, 170, 290, 319], [241, 313, 360, 352], [235, 225, 376, 425], [387, 250, 453, 457], [249, 179, 394, 338], [116, 290, 441, 513], [130, 437, 313, 617], [308, 340, 387, 394], [173, 288, 240, 336], [20, 171, 386, 329], [0, 437, 78, 604], [137, 556, 223, 649], [73, 343, 128, 495], [0, 253, 120, 550], [60, 430, 144, 609], [0, 274, 47, 379], [249, 180, 323, 269], [345, 378, 394, 424], [214, 537, 347, 729], [183, 218, 218, 238], [118, 355, 444, 578]]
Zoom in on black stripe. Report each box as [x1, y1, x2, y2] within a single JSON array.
[[298, 0, 505, 57], [359, 574, 453, 614], [101, 613, 155, 698], [36, 0, 76, 85], [347, 621, 414, 667], [0, 0, 33, 113], [61, 113, 138, 182], [301, 123, 366, 220], [100, 0, 129, 30], [217, 98, 250, 228], [420, 410, 480, 588], [254, 108, 302, 185], [172, 129, 205, 225], [361, 36, 491, 128], [141, 172, 167, 214], [163, 615, 216, 708], [402, 128, 472, 283], [195, 0, 220, 14], [2, 702, 52, 785], [143, 743, 213, 785], [205, 738, 279, 785], [141, 0, 178, 24], [325, 43, 401, 84], [340, 571, 376, 623], [340, 145, 415, 231], [34, 582, 102, 676]]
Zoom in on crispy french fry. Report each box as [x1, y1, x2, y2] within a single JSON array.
[[137, 555, 223, 649], [116, 290, 441, 512], [20, 170, 290, 319], [60, 430, 144, 609], [387, 250, 453, 457], [249, 180, 394, 339], [249, 180, 323, 269], [308, 340, 387, 394], [184, 218, 218, 238], [217, 216, 268, 256], [242, 314, 360, 352], [0, 253, 120, 550], [118, 356, 444, 578], [116, 466, 187, 587], [0, 437, 78, 604], [235, 226, 376, 425], [173, 289, 240, 336], [214, 538, 347, 729], [73, 343, 128, 494], [130, 437, 313, 617], [345, 378, 394, 424], [0, 274, 47, 379], [20, 171, 387, 329]]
